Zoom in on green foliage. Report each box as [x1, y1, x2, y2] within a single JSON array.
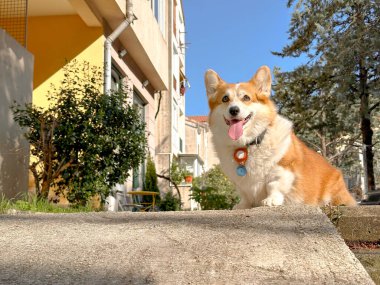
[[143, 156, 161, 204], [273, 0, 380, 188], [191, 165, 238, 210], [0, 194, 93, 214], [12, 60, 147, 205], [170, 159, 186, 185], [0, 194, 12, 214], [273, 65, 361, 171], [191, 186, 232, 210], [159, 191, 181, 211]]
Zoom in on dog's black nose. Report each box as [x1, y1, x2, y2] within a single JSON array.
[[229, 106, 240, 116]]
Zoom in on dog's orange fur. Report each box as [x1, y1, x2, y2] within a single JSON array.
[[205, 66, 356, 207], [279, 133, 356, 206]]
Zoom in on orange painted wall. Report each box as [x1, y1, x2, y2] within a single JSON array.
[[27, 14, 103, 90]]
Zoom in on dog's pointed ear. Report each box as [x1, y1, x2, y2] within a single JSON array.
[[251, 66, 271, 97], [205, 69, 224, 98]]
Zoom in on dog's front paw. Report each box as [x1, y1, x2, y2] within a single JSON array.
[[261, 194, 284, 207]]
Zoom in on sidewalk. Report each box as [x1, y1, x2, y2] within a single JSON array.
[[0, 206, 374, 285]]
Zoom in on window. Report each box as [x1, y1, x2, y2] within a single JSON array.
[[173, 101, 178, 131], [132, 91, 146, 189], [172, 45, 179, 93], [173, 1, 177, 39], [172, 101, 179, 152], [151, 0, 165, 36], [133, 90, 145, 120], [111, 66, 123, 92], [154, 0, 159, 21]]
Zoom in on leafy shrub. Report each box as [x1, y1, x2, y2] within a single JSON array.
[[191, 186, 231, 210], [170, 159, 186, 185], [191, 165, 238, 210], [12, 61, 147, 205], [159, 191, 181, 211]]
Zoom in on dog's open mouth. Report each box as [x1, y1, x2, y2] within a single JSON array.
[[224, 113, 252, 126], [224, 113, 252, 141]]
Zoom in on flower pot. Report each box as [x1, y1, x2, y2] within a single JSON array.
[[184, 175, 193, 183]]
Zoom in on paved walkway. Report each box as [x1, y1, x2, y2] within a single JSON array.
[[0, 206, 374, 284]]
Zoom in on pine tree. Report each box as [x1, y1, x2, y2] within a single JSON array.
[[273, 65, 361, 172], [274, 0, 380, 192], [143, 156, 160, 204]]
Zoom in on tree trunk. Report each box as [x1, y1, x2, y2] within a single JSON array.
[[156, 173, 182, 209], [359, 64, 376, 192]]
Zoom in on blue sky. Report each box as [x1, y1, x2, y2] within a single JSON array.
[[183, 0, 306, 116]]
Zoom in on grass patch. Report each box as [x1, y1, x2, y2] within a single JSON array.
[[0, 194, 96, 214]]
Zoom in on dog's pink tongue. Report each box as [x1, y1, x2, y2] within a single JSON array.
[[228, 120, 244, 140]]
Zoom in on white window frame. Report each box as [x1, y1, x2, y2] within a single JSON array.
[[151, 0, 165, 36]]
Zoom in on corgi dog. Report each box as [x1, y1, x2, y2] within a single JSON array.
[[204, 66, 356, 208]]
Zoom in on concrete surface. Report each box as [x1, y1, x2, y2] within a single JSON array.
[[354, 250, 380, 285], [323, 206, 380, 242], [0, 28, 33, 199], [0, 206, 375, 285], [321, 205, 380, 284]]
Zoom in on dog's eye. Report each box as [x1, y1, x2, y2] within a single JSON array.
[[242, 95, 251, 102], [222, 95, 229, 102]]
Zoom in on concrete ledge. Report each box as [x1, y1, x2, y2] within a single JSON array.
[[322, 206, 380, 242], [0, 206, 374, 284]]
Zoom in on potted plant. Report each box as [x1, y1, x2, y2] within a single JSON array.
[[184, 170, 193, 184]]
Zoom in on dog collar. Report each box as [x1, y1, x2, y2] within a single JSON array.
[[246, 129, 267, 147], [233, 129, 267, 177]]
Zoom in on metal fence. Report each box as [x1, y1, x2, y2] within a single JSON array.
[[0, 0, 28, 46]]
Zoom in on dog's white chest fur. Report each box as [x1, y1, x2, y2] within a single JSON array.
[[211, 115, 296, 208]]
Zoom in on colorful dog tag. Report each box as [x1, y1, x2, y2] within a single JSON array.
[[236, 165, 247, 176], [234, 148, 248, 164]]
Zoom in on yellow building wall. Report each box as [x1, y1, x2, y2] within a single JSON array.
[[27, 14, 103, 108], [26, 14, 104, 204]]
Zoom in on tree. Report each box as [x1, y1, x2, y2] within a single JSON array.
[[143, 156, 161, 204], [273, 65, 361, 171], [191, 165, 239, 210], [12, 61, 147, 205], [156, 158, 184, 206], [274, 0, 380, 192]]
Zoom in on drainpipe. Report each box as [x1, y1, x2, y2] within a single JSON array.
[[104, 0, 134, 94]]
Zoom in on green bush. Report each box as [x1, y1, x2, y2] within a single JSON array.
[[170, 159, 186, 185], [12, 61, 147, 206], [191, 186, 231, 210], [143, 156, 161, 204], [159, 191, 181, 211], [191, 165, 238, 210]]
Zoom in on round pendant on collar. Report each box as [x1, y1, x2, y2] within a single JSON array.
[[233, 148, 248, 164], [236, 165, 247, 176]]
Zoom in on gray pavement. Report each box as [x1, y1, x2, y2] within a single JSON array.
[[0, 206, 375, 285]]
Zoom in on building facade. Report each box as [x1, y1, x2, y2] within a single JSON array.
[[155, 0, 187, 193], [186, 116, 220, 172], [1, 0, 187, 203]]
